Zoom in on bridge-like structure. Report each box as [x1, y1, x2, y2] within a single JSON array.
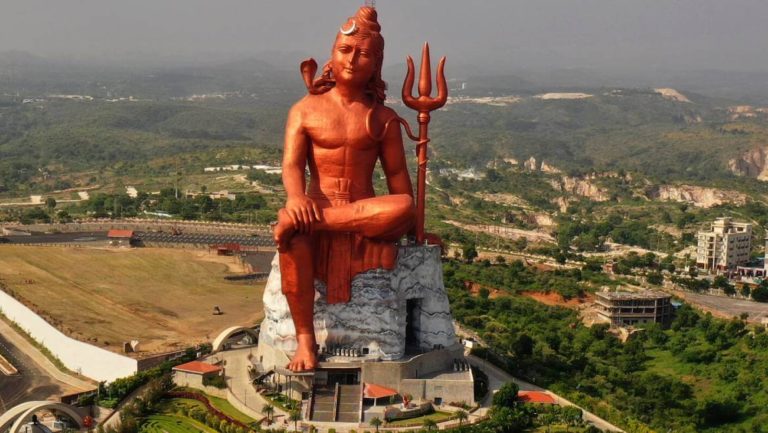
[[211, 325, 260, 353], [0, 401, 84, 433]]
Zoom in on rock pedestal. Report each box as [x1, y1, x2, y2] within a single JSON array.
[[258, 245, 457, 361]]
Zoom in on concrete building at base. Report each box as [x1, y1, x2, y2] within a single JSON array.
[[696, 217, 752, 272], [595, 290, 673, 327], [172, 361, 222, 389], [252, 246, 476, 424]]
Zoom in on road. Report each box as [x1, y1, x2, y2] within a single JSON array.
[[467, 354, 625, 432], [208, 347, 283, 423], [0, 320, 92, 411], [669, 289, 768, 323]]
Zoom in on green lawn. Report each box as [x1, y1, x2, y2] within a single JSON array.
[[263, 392, 301, 412], [530, 426, 599, 432], [140, 414, 219, 433], [149, 396, 259, 433], [385, 410, 454, 427], [165, 393, 258, 423], [208, 395, 258, 424]]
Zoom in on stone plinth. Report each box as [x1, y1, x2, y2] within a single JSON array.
[[258, 245, 457, 362]]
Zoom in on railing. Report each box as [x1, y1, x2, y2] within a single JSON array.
[[306, 388, 315, 421], [359, 382, 365, 423], [332, 383, 341, 422]]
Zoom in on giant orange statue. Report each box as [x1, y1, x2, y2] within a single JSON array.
[[273, 6, 446, 372]]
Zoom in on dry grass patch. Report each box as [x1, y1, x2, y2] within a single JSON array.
[[0, 246, 266, 357]]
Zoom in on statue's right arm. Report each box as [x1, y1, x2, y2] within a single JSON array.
[[282, 102, 321, 232]]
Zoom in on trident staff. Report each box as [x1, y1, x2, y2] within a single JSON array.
[[402, 42, 447, 245]]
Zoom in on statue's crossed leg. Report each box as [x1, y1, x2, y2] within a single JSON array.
[[274, 193, 414, 371]]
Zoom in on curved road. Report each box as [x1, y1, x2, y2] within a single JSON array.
[[0, 319, 93, 411]]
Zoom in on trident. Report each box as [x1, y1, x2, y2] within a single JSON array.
[[402, 42, 447, 245]]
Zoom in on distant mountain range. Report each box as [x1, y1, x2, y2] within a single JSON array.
[[2, 50, 768, 193]]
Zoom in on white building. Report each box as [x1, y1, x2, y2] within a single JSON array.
[[696, 217, 752, 272], [125, 186, 138, 198]]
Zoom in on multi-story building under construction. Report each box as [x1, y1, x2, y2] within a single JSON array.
[[595, 290, 673, 327], [696, 217, 752, 272]]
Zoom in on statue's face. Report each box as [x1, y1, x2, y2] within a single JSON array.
[[331, 33, 378, 88]]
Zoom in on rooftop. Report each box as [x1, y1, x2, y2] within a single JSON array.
[[172, 361, 222, 375], [517, 391, 556, 404], [596, 290, 671, 301], [107, 229, 134, 239], [364, 383, 398, 399]]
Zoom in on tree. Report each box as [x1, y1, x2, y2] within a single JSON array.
[[463, 242, 478, 263], [492, 382, 519, 408], [539, 412, 556, 433], [741, 285, 751, 298], [45, 197, 57, 214], [289, 409, 301, 432], [560, 406, 583, 431], [261, 404, 275, 423], [752, 285, 768, 302], [369, 417, 382, 433], [423, 419, 437, 431], [513, 237, 528, 251], [646, 272, 663, 286], [486, 168, 501, 182], [456, 410, 469, 427]]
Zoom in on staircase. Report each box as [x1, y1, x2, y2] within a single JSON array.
[[336, 384, 362, 423], [310, 386, 336, 422], [309, 384, 361, 423]]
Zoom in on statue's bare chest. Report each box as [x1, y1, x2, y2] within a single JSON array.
[[303, 109, 378, 151]]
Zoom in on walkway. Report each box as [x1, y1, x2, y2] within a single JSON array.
[[208, 347, 289, 425], [0, 317, 94, 391], [467, 354, 625, 432]]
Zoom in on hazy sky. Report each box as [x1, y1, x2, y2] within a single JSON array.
[[2, 0, 768, 73]]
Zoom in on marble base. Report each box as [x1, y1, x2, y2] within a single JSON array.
[[258, 245, 457, 362]]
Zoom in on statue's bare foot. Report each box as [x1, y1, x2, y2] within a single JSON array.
[[273, 208, 295, 251], [287, 333, 317, 372]]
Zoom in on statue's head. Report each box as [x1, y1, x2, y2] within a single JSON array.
[[317, 7, 387, 103]]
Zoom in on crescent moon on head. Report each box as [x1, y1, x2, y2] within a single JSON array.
[[340, 21, 357, 35]]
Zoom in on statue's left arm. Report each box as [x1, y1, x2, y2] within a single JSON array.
[[379, 110, 415, 198]]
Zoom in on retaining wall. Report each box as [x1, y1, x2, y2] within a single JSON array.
[[0, 289, 137, 382]]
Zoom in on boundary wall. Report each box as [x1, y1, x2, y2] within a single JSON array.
[[2, 219, 271, 236], [0, 289, 137, 382]]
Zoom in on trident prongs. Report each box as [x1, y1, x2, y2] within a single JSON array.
[[402, 42, 447, 112], [401, 42, 447, 245]]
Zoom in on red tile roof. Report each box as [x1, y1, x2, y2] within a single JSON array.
[[172, 361, 222, 375], [364, 383, 398, 399], [517, 391, 556, 404], [107, 229, 134, 238]]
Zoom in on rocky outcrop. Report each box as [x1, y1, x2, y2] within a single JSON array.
[[540, 161, 562, 174], [549, 176, 610, 202], [259, 245, 456, 361], [728, 146, 768, 181], [523, 156, 537, 171], [654, 88, 691, 103], [646, 185, 747, 208]]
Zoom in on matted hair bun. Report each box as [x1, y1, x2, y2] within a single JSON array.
[[355, 7, 381, 33]]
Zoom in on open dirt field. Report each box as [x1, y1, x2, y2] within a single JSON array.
[[0, 246, 267, 358], [521, 291, 594, 308]]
